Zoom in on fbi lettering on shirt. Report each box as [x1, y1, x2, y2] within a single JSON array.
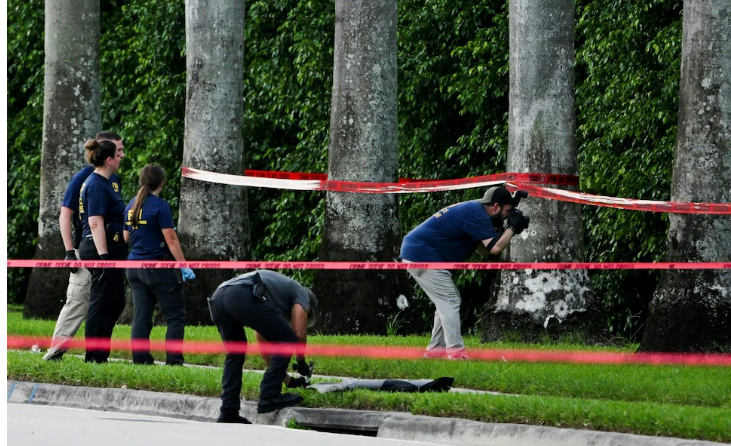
[[126, 209, 147, 229], [433, 207, 450, 218], [432, 203, 461, 219], [78, 183, 86, 214]]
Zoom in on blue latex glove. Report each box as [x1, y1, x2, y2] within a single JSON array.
[[181, 267, 196, 281]]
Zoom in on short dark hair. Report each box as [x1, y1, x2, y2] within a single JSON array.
[[95, 131, 122, 141]]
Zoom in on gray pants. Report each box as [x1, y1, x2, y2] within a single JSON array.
[[44, 250, 92, 360], [407, 267, 465, 353]]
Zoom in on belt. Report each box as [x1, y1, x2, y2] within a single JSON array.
[[215, 279, 267, 302], [84, 233, 124, 243]]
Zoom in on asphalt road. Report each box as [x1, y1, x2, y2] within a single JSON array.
[[7, 403, 442, 446]]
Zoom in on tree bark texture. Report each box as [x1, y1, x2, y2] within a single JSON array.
[[641, 1, 731, 352], [179, 0, 251, 325], [313, 0, 412, 335], [482, 0, 605, 342], [25, 0, 102, 319]]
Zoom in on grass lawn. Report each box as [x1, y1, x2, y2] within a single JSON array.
[[7, 312, 731, 442]]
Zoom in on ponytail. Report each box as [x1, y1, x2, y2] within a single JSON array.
[[130, 184, 152, 227], [131, 164, 166, 227]]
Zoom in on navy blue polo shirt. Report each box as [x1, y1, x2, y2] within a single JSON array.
[[80, 172, 126, 238], [124, 195, 176, 260], [400, 201, 496, 262], [63, 166, 121, 246]]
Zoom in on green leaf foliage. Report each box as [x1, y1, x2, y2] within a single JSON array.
[[243, 0, 333, 287], [575, 0, 682, 339], [99, 0, 187, 208], [8, 0, 683, 339], [7, 0, 44, 303]]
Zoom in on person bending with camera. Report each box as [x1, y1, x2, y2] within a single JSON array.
[[400, 186, 530, 360]]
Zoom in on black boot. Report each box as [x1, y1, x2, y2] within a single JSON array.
[[257, 393, 303, 414], [217, 411, 252, 424]]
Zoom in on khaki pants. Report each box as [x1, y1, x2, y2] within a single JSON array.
[[407, 266, 465, 353], [43, 255, 91, 359]]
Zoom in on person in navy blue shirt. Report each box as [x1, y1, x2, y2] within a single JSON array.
[[44, 132, 124, 361], [78, 138, 128, 363], [124, 164, 193, 365], [400, 187, 530, 359]]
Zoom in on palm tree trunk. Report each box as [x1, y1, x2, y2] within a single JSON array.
[[313, 0, 411, 334], [641, 1, 731, 352], [25, 0, 101, 319], [482, 0, 605, 342], [178, 0, 251, 325]]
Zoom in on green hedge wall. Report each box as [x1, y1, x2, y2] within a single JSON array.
[[7, 0, 682, 339]]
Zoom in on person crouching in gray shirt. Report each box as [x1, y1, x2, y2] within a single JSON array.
[[208, 269, 318, 423]]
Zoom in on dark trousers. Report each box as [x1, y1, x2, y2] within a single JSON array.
[[79, 237, 128, 363], [209, 285, 299, 414], [127, 268, 186, 365]]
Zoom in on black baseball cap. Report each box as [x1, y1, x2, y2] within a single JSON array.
[[475, 187, 513, 206]]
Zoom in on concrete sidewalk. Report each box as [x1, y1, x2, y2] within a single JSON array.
[[6, 380, 724, 446]]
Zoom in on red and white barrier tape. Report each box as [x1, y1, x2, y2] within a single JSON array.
[[507, 183, 731, 215], [8, 336, 731, 366], [241, 169, 580, 186], [7, 260, 731, 270], [182, 167, 578, 193], [184, 167, 731, 214]]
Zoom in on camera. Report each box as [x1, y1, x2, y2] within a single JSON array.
[[511, 190, 529, 207], [509, 208, 530, 225], [507, 207, 531, 234], [507, 190, 530, 233]]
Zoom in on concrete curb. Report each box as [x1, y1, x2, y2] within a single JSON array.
[[6, 381, 726, 446]]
